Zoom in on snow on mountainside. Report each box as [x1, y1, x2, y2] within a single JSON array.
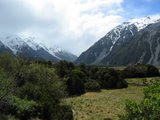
[[76, 15, 160, 65], [0, 35, 27, 54], [128, 16, 160, 31], [45, 46, 77, 62], [107, 15, 160, 48], [24, 37, 41, 51], [0, 35, 77, 62]]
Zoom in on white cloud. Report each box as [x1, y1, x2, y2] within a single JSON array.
[[0, 0, 125, 55]]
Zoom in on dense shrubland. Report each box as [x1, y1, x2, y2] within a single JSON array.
[[122, 64, 159, 78], [0, 54, 73, 120], [55, 61, 128, 94], [0, 53, 159, 120]]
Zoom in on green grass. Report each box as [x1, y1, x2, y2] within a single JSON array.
[[126, 77, 160, 85], [64, 77, 160, 120]]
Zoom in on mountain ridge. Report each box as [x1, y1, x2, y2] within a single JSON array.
[[76, 15, 160, 65], [0, 35, 77, 62]]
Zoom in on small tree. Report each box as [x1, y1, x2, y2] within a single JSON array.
[[97, 68, 127, 89], [84, 79, 101, 92], [55, 60, 75, 78], [0, 68, 14, 102], [66, 69, 85, 95]]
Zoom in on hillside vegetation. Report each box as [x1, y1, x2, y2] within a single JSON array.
[[0, 53, 160, 120]]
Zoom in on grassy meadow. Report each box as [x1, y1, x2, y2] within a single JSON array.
[[64, 77, 160, 120]]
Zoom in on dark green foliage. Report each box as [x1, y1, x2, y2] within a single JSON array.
[[14, 64, 67, 120], [84, 79, 101, 92], [55, 61, 127, 95], [0, 54, 73, 120], [147, 64, 159, 77], [0, 53, 130, 120], [55, 60, 75, 78], [97, 68, 128, 89], [120, 82, 160, 120], [122, 64, 159, 78], [54, 105, 73, 120], [0, 96, 38, 120], [0, 68, 14, 101], [0, 53, 19, 74], [66, 69, 85, 95]]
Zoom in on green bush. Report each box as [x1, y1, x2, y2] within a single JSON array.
[[14, 64, 68, 120], [0, 53, 73, 120], [55, 60, 75, 78], [0, 54, 19, 74], [0, 96, 38, 120], [0, 68, 14, 103], [54, 105, 73, 120], [66, 69, 85, 95], [122, 64, 159, 78], [84, 79, 101, 92], [120, 82, 160, 120], [97, 68, 128, 89]]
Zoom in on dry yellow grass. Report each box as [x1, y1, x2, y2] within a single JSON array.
[[64, 86, 144, 120], [64, 77, 160, 120]]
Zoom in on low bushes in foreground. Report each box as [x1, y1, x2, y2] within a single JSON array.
[[0, 54, 73, 120], [120, 82, 160, 120]]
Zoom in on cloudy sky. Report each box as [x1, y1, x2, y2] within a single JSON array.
[[0, 0, 160, 55]]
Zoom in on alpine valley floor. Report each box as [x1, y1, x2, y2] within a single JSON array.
[[64, 77, 160, 120]]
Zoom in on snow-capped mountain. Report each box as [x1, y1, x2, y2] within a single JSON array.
[[76, 15, 160, 65], [0, 35, 28, 54], [0, 35, 77, 62], [46, 46, 77, 62]]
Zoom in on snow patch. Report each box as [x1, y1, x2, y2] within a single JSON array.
[[128, 15, 160, 31]]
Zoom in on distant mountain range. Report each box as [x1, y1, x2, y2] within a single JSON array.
[[0, 35, 77, 62], [76, 16, 160, 65]]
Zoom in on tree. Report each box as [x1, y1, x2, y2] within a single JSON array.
[[84, 79, 101, 92], [15, 64, 69, 119], [122, 64, 159, 78], [66, 69, 85, 95], [0, 68, 14, 102], [97, 68, 127, 89], [0, 54, 19, 74], [0, 54, 73, 120], [55, 61, 75, 78]]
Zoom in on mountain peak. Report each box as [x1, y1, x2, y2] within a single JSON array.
[[76, 15, 160, 65], [0, 34, 77, 62], [0, 35, 27, 54], [127, 15, 160, 31]]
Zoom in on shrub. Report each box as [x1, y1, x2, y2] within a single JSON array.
[[120, 82, 160, 120], [55, 60, 75, 78], [54, 105, 73, 120], [122, 64, 159, 78], [97, 68, 128, 89], [66, 69, 85, 95], [0, 54, 19, 74], [84, 79, 101, 92], [0, 54, 73, 120], [14, 64, 68, 119]]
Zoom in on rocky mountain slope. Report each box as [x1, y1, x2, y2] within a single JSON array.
[[0, 35, 77, 62], [76, 16, 160, 65]]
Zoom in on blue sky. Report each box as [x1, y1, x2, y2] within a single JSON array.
[[0, 0, 160, 55], [122, 0, 160, 19]]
